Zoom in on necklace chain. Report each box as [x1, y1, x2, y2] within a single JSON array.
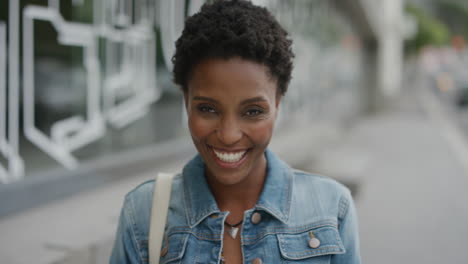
[[224, 219, 243, 228], [222, 220, 243, 263], [224, 219, 243, 240]]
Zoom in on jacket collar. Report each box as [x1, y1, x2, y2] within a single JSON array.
[[255, 149, 293, 224], [182, 149, 293, 227], [182, 155, 220, 228]]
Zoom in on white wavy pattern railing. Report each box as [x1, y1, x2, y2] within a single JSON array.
[[0, 0, 204, 183]]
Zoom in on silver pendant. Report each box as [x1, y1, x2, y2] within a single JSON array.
[[227, 226, 239, 239]]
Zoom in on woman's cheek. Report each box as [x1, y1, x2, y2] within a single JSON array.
[[189, 115, 215, 141], [247, 119, 275, 145]]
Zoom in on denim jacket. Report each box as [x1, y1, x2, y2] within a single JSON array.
[[110, 149, 361, 263]]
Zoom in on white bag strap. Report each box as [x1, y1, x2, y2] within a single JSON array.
[[149, 172, 175, 264]]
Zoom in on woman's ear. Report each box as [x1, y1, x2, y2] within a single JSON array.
[[183, 90, 189, 111], [274, 93, 282, 119], [275, 92, 282, 109]]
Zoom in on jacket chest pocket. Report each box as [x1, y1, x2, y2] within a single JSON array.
[[159, 233, 189, 264], [277, 225, 345, 263]]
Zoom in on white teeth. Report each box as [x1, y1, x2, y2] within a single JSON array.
[[213, 149, 246, 163]]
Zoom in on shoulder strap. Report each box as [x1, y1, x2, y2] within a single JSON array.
[[149, 172, 175, 264]]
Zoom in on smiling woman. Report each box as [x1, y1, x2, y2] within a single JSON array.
[[187, 58, 278, 188], [110, 1, 361, 264]]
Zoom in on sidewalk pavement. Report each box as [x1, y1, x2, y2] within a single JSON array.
[[326, 85, 468, 264], [0, 157, 190, 264], [1, 82, 468, 263]]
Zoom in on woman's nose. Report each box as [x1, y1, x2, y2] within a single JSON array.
[[217, 117, 242, 146]]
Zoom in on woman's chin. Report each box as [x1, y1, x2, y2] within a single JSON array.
[[208, 169, 250, 186]]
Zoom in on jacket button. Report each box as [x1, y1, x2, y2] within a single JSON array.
[[309, 237, 321, 248], [251, 212, 262, 224], [252, 257, 262, 264], [160, 247, 168, 257]]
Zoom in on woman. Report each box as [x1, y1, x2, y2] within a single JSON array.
[[110, 1, 361, 263]]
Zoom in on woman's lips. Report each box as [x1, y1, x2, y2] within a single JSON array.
[[208, 146, 249, 168]]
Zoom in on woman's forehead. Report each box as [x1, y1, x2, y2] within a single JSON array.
[[188, 58, 277, 96], [192, 58, 269, 79]]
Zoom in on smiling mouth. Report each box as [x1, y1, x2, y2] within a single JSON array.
[[208, 146, 250, 168], [214, 149, 246, 162]]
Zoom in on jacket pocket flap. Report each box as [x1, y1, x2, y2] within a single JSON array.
[[277, 225, 345, 260], [160, 233, 189, 263]]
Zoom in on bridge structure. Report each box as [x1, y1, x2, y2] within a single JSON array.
[[334, 0, 407, 112]]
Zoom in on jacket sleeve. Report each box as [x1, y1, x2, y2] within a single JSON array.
[[331, 192, 362, 264], [110, 196, 145, 264]]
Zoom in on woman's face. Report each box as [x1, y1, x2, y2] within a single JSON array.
[[185, 57, 280, 186]]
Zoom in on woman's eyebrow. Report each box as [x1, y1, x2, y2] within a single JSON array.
[[192, 96, 218, 103], [241, 97, 267, 105], [192, 96, 267, 105]]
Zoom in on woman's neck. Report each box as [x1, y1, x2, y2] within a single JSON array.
[[207, 156, 267, 213]]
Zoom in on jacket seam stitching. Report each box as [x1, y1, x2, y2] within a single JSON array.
[[127, 195, 145, 263], [338, 195, 350, 220]]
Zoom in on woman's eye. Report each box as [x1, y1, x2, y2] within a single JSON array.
[[197, 105, 216, 114], [245, 108, 264, 117]]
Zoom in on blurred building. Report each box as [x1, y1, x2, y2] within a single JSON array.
[[0, 1, 410, 263], [0, 0, 398, 215]]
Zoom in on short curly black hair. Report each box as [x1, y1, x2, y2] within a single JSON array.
[[172, 0, 294, 95]]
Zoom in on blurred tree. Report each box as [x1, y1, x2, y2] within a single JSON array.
[[405, 3, 450, 54], [436, 1, 468, 42]]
